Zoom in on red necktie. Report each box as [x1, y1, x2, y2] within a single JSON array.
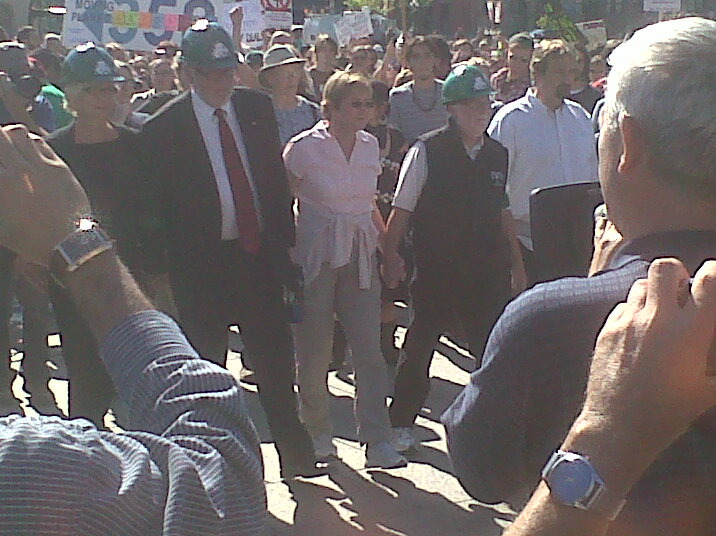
[[215, 108, 261, 254]]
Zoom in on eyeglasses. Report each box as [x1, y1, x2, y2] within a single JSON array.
[[348, 100, 375, 109]]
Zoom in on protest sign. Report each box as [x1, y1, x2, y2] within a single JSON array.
[[350, 8, 373, 40], [63, 0, 222, 51], [262, 0, 292, 29], [219, 0, 265, 48], [333, 9, 373, 47], [575, 19, 607, 50], [643, 0, 681, 11], [333, 15, 352, 46]]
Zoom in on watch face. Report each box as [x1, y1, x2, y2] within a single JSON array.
[[550, 458, 593, 503]]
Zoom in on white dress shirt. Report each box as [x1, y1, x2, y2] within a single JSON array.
[[191, 90, 262, 241], [283, 120, 382, 288], [487, 88, 598, 249]]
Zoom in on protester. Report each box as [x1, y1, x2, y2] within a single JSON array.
[[505, 258, 716, 536], [388, 36, 449, 145], [245, 50, 264, 73], [382, 65, 525, 451], [139, 20, 322, 480], [373, 37, 402, 87], [569, 43, 601, 113], [0, 250, 56, 416], [0, 123, 266, 535], [268, 31, 293, 48], [308, 34, 339, 100], [43, 33, 64, 56], [426, 35, 452, 80], [589, 54, 607, 85], [259, 44, 320, 146], [451, 39, 475, 64], [0, 42, 54, 134], [347, 44, 377, 78], [28, 47, 74, 130], [365, 79, 408, 365], [112, 61, 150, 129], [0, 41, 57, 416], [283, 71, 407, 469], [15, 26, 40, 50], [104, 42, 129, 62], [131, 58, 179, 113], [490, 32, 533, 104], [443, 18, 716, 536], [45, 43, 164, 425], [487, 39, 598, 283]]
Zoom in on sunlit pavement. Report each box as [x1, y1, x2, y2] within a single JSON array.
[[10, 322, 514, 536]]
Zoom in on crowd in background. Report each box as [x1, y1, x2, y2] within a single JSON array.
[[0, 11, 714, 536]]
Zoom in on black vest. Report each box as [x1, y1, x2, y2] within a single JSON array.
[[412, 122, 511, 280]]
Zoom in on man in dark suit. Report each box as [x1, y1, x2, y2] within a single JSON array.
[[140, 20, 321, 480]]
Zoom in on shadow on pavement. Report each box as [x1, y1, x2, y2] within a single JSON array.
[[262, 461, 509, 536]]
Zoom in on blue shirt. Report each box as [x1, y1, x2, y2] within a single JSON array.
[[0, 311, 266, 535], [442, 231, 716, 533]]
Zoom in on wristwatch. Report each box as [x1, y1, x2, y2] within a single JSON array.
[[541, 450, 626, 520], [50, 218, 114, 280]]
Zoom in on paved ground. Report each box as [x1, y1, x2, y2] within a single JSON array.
[[9, 321, 515, 536]]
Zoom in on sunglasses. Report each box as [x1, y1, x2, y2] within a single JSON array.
[[348, 100, 375, 109]]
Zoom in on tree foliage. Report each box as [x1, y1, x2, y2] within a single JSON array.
[[536, 1, 581, 42], [344, 0, 390, 14]]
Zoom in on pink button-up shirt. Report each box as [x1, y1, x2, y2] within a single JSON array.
[[283, 121, 382, 288]]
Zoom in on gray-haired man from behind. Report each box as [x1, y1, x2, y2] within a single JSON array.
[[444, 17, 716, 536]]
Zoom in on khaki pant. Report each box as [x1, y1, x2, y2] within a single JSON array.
[[294, 254, 392, 444]]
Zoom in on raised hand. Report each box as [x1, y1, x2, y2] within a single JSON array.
[[0, 125, 90, 267], [583, 258, 716, 459]]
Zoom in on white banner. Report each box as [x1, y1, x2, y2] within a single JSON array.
[[218, 0, 265, 48], [333, 9, 374, 47], [575, 19, 607, 49], [333, 16, 352, 46], [643, 0, 681, 11], [62, 0, 224, 52], [261, 0, 292, 30]]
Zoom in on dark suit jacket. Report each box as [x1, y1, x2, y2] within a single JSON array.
[[139, 88, 295, 294]]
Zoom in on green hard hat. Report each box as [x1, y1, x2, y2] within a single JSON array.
[[442, 64, 491, 105], [61, 42, 125, 86], [180, 19, 238, 70]]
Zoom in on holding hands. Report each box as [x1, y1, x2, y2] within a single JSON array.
[[381, 252, 406, 289]]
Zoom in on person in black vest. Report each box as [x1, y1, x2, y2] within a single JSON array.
[[382, 64, 526, 452]]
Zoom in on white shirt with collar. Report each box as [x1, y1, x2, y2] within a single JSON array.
[[283, 120, 382, 288], [487, 88, 598, 250], [191, 89, 262, 241]]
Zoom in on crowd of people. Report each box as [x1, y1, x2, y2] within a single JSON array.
[[0, 11, 714, 536]]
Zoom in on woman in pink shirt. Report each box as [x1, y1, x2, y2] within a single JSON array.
[[283, 72, 407, 469]]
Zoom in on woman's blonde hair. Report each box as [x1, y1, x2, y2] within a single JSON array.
[[321, 71, 372, 119]]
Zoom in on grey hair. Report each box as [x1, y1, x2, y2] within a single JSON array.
[[602, 17, 716, 200]]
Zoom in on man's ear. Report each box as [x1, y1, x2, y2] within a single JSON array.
[[618, 115, 647, 174]]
